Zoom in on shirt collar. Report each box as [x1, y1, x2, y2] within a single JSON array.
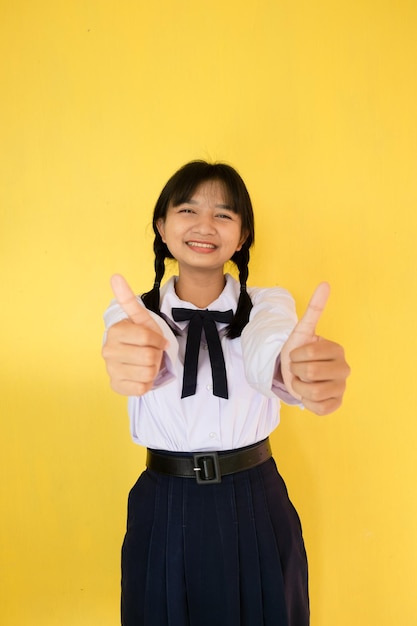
[[159, 273, 240, 331]]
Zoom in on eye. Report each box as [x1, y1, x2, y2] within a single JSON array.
[[216, 213, 233, 220], [178, 207, 195, 214]]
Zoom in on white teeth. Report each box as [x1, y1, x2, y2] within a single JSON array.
[[187, 242, 215, 249]]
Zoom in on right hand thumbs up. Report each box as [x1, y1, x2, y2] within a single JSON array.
[[110, 274, 161, 329], [102, 274, 168, 396]]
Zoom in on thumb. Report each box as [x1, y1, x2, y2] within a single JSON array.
[[295, 282, 331, 338], [110, 274, 159, 330]]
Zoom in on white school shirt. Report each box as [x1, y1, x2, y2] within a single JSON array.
[[103, 274, 301, 452]]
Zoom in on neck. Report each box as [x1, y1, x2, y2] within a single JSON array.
[[175, 270, 226, 308]]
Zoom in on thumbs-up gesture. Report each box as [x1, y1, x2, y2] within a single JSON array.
[[280, 283, 350, 415], [102, 275, 169, 396]]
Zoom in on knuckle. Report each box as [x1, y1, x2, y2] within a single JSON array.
[[312, 399, 331, 416], [140, 370, 154, 384], [101, 343, 114, 360], [109, 379, 126, 395], [105, 362, 116, 378], [107, 319, 129, 337], [319, 397, 342, 416], [135, 382, 151, 396], [309, 385, 324, 403], [142, 347, 159, 366], [305, 362, 319, 380], [304, 343, 318, 360]]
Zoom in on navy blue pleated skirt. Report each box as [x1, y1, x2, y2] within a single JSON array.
[[121, 452, 309, 626]]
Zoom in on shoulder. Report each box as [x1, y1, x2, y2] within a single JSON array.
[[247, 284, 296, 312], [223, 274, 295, 305]]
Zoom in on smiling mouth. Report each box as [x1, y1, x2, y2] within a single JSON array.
[[186, 241, 216, 249]]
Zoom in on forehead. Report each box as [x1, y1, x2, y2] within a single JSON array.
[[189, 179, 229, 203], [169, 178, 233, 209]]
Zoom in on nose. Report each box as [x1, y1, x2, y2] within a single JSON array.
[[192, 213, 216, 234]]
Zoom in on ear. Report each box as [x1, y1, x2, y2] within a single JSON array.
[[236, 229, 249, 252], [156, 218, 166, 243]]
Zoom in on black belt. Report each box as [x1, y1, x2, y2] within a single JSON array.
[[146, 438, 272, 485]]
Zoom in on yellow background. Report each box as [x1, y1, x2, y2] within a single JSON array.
[[1, 1, 416, 624]]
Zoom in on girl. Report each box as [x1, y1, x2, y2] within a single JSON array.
[[102, 161, 349, 626]]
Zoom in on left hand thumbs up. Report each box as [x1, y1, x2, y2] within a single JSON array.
[[280, 283, 350, 415]]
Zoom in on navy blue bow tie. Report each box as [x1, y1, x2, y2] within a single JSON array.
[[171, 308, 234, 399]]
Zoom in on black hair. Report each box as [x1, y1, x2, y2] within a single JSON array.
[[141, 160, 255, 338]]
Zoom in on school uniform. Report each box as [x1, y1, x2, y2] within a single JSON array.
[[104, 274, 310, 626]]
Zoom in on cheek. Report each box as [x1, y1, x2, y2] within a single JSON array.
[[164, 226, 180, 246]]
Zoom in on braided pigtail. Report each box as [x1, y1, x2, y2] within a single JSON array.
[[226, 245, 253, 339], [141, 236, 168, 315]]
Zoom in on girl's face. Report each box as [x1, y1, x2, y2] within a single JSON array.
[[156, 179, 247, 276]]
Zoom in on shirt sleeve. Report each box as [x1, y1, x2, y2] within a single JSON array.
[[103, 298, 179, 389], [241, 286, 302, 404]]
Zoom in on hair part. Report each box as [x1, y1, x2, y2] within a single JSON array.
[[141, 160, 255, 337]]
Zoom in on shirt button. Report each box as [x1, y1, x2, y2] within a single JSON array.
[[209, 432, 218, 439], [206, 384, 213, 391], [202, 343, 209, 350]]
